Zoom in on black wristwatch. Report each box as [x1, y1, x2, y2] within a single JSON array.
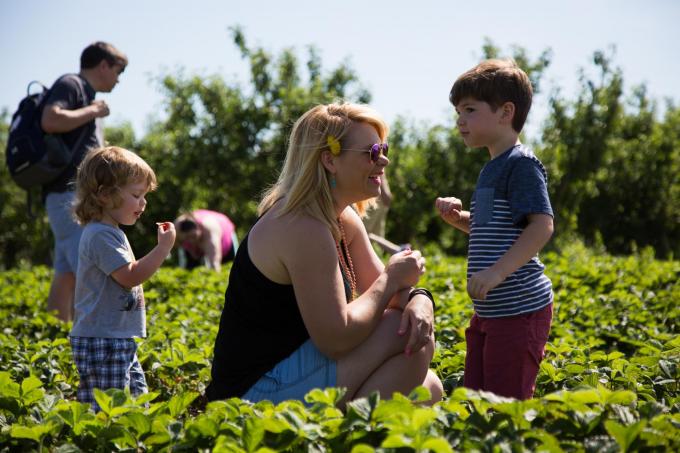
[[408, 287, 435, 311]]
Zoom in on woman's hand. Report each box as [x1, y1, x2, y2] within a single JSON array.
[[385, 249, 426, 289], [387, 288, 410, 311], [398, 293, 434, 356]]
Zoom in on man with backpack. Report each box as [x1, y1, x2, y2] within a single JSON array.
[[42, 41, 127, 321]]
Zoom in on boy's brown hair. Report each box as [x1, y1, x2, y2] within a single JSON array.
[[80, 41, 128, 70], [449, 59, 533, 132], [73, 146, 157, 224]]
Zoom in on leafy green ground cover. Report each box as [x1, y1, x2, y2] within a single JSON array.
[[1, 243, 678, 451]]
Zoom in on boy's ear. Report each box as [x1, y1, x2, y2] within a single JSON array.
[[500, 102, 516, 124], [320, 150, 337, 173], [97, 59, 110, 73]]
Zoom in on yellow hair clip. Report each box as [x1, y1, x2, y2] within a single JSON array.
[[327, 135, 341, 156]]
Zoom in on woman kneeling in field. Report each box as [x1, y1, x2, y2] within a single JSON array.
[[206, 103, 442, 406]]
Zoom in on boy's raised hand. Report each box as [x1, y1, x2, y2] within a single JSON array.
[[436, 196, 463, 226], [156, 222, 176, 251]]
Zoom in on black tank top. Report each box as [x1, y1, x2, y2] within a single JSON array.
[[206, 232, 308, 400]]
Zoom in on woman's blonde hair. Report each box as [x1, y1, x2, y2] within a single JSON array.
[[73, 146, 157, 224], [258, 102, 388, 240]]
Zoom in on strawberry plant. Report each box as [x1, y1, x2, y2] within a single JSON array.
[[1, 242, 678, 451]]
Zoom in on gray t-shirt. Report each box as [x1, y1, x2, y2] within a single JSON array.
[[70, 222, 146, 338]]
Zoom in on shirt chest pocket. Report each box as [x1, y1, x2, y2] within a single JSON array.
[[474, 188, 495, 226]]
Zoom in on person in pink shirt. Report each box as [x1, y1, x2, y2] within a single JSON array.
[[174, 210, 238, 272]]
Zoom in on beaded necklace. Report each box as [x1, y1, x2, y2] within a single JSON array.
[[335, 219, 357, 301]]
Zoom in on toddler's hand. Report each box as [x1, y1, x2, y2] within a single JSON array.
[[467, 268, 504, 300], [436, 196, 463, 226], [156, 222, 176, 250]]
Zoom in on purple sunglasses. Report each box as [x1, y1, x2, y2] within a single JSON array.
[[346, 143, 389, 162]]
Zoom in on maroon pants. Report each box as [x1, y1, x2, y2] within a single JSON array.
[[463, 304, 552, 400]]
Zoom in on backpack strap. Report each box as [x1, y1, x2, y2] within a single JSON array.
[[62, 74, 93, 156]]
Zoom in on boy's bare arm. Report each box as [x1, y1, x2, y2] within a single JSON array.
[[111, 223, 176, 288], [449, 210, 471, 234], [41, 101, 110, 133], [467, 214, 553, 299], [494, 214, 553, 278]]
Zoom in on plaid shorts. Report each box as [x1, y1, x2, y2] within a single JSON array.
[[70, 336, 148, 412]]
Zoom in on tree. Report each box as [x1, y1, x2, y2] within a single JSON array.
[[130, 27, 371, 254], [539, 49, 679, 257]]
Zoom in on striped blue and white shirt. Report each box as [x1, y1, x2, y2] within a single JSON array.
[[468, 145, 554, 318]]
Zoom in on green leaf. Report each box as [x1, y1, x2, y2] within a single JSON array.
[[10, 419, 60, 442], [564, 364, 586, 374], [93, 388, 112, 414], [382, 433, 411, 448], [421, 437, 454, 453], [605, 420, 646, 452], [20, 375, 43, 394], [523, 430, 564, 452], [261, 417, 289, 433], [630, 356, 660, 367], [145, 432, 172, 446], [350, 444, 375, 453], [167, 391, 198, 417], [20, 387, 45, 406], [541, 361, 558, 380], [408, 385, 432, 403], [53, 443, 85, 453], [372, 398, 412, 424], [346, 397, 373, 422], [186, 417, 219, 438], [11, 424, 43, 442], [568, 389, 602, 405], [19, 375, 44, 405], [56, 401, 92, 435], [412, 407, 437, 430], [119, 411, 152, 435], [0, 372, 20, 398], [605, 390, 636, 405], [304, 387, 344, 406], [243, 417, 265, 452], [111, 389, 130, 408], [134, 391, 160, 405]]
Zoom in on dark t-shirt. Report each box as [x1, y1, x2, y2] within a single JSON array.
[[43, 74, 102, 194], [206, 232, 309, 400]]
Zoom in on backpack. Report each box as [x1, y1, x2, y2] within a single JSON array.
[[5, 76, 89, 191]]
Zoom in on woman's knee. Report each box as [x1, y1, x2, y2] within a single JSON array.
[[410, 333, 436, 366]]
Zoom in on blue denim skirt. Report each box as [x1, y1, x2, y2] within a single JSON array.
[[242, 339, 337, 404]]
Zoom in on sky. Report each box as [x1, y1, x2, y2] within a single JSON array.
[[2, 0, 679, 142]]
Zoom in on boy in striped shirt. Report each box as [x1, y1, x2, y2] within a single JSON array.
[[436, 59, 554, 400]]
